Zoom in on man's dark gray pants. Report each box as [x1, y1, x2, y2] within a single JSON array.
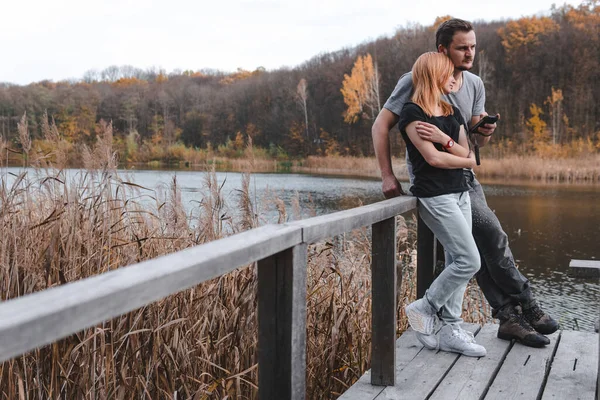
[[465, 171, 534, 315]]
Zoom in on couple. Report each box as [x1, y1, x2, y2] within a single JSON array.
[[373, 19, 559, 357]]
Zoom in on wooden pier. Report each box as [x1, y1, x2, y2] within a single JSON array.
[[341, 323, 598, 400], [0, 194, 597, 399]]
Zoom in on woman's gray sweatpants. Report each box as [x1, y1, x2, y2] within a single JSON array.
[[418, 191, 481, 324]]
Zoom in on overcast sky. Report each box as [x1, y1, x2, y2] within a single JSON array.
[[1, 0, 585, 85]]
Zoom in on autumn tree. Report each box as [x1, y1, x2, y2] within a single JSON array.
[[498, 16, 560, 63], [544, 88, 564, 144], [285, 122, 306, 156], [559, 2, 600, 138], [340, 53, 381, 123], [496, 16, 562, 133], [219, 68, 264, 85], [17, 112, 31, 166], [477, 50, 494, 86], [296, 78, 309, 138], [180, 111, 206, 148], [526, 103, 548, 153], [0, 8, 596, 162]]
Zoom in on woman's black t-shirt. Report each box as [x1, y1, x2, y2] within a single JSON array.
[[398, 102, 468, 198]]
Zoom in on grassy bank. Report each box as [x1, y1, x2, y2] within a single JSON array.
[[5, 122, 598, 183], [296, 154, 600, 183], [129, 153, 600, 184], [474, 155, 600, 183], [0, 141, 491, 398]]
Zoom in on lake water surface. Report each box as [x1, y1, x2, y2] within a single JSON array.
[[126, 169, 600, 331], [5, 168, 600, 331]]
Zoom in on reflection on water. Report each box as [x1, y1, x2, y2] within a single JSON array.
[[480, 183, 600, 332], [125, 170, 388, 219], [3, 168, 599, 331]]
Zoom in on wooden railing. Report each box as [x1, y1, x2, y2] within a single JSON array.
[[0, 195, 438, 399]]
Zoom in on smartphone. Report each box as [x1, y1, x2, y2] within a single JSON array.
[[469, 114, 499, 133]]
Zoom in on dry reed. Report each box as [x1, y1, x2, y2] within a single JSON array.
[[475, 154, 600, 183], [0, 127, 491, 399], [6, 121, 598, 184], [296, 154, 600, 184]]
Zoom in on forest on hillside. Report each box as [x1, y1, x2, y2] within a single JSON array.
[[0, 2, 598, 165]]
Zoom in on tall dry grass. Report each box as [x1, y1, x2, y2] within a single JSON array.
[[297, 153, 600, 183], [295, 156, 409, 181], [0, 120, 490, 399], [7, 120, 598, 184], [474, 154, 600, 183]]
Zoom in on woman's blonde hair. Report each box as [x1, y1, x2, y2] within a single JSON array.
[[411, 52, 455, 117]]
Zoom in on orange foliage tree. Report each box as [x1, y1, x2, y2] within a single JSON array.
[[340, 53, 381, 123], [220, 68, 265, 85], [526, 103, 548, 152], [498, 16, 560, 63]]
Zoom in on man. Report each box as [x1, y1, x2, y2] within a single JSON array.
[[372, 18, 559, 347]]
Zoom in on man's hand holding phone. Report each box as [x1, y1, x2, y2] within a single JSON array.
[[469, 113, 500, 165], [470, 113, 500, 136]]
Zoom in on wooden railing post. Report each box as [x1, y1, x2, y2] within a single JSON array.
[[257, 244, 307, 400], [416, 208, 436, 299], [371, 217, 397, 386]]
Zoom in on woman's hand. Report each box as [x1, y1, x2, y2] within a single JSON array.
[[468, 149, 477, 168], [415, 122, 450, 145]]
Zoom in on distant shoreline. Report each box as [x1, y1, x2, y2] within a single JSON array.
[[5, 154, 599, 185], [126, 154, 600, 185]]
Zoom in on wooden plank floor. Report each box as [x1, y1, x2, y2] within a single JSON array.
[[339, 323, 598, 400]]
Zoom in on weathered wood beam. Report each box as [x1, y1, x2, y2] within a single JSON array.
[[258, 244, 307, 400], [371, 217, 397, 386], [293, 196, 416, 243]]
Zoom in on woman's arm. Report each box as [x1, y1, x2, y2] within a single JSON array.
[[406, 122, 475, 169], [415, 121, 470, 158]]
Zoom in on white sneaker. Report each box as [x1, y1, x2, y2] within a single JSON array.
[[415, 331, 438, 350], [405, 298, 438, 335], [439, 324, 486, 357]]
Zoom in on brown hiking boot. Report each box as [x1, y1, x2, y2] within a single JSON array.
[[497, 305, 550, 348], [522, 300, 559, 335]]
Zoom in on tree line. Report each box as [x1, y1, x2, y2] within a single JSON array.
[[0, 3, 598, 164]]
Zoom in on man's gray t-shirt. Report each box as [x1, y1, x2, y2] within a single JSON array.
[[383, 70, 486, 183]]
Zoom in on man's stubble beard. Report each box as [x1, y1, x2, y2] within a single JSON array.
[[456, 61, 473, 72]]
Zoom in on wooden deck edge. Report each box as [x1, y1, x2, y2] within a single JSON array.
[[477, 331, 515, 400], [338, 323, 484, 400], [537, 329, 563, 399]]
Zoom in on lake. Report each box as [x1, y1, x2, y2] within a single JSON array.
[[124, 169, 600, 332], [3, 168, 599, 331]]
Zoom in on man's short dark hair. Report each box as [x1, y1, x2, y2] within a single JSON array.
[[436, 18, 474, 48]]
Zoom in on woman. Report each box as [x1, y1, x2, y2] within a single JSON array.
[[400, 52, 485, 357]]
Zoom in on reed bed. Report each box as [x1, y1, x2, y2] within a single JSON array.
[[295, 154, 600, 184], [0, 122, 491, 399], [12, 139, 598, 184], [293, 156, 409, 180], [474, 154, 600, 183]]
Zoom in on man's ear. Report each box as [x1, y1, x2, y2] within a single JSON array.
[[437, 44, 447, 55]]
